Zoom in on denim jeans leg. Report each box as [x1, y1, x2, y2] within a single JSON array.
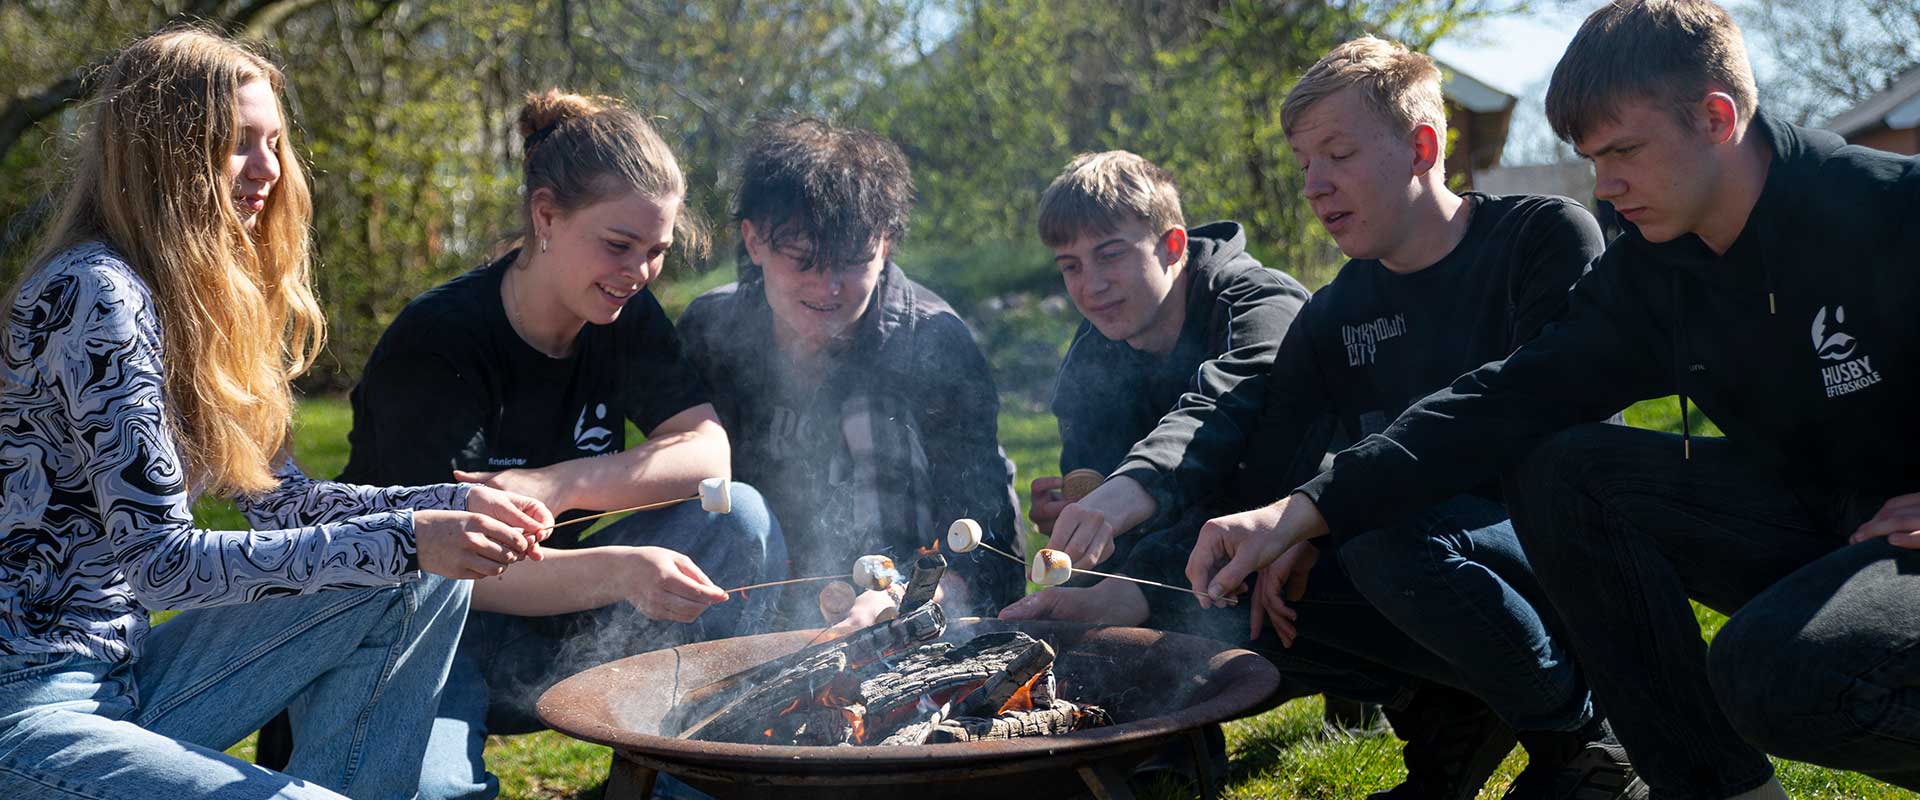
[[1244, 548, 1464, 709], [416, 648, 498, 800], [1339, 495, 1591, 733], [1503, 424, 1834, 800], [0, 654, 346, 800], [1709, 538, 1920, 790], [133, 574, 473, 800]]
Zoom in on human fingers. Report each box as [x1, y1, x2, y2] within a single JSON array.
[[675, 557, 729, 602], [1850, 510, 1920, 543], [469, 515, 534, 559], [641, 590, 709, 623], [1885, 531, 1920, 549], [1186, 521, 1231, 608], [1208, 546, 1264, 607], [1284, 544, 1318, 602], [997, 590, 1057, 621]]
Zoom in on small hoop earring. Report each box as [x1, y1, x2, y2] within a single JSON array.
[[539, 237, 549, 254]]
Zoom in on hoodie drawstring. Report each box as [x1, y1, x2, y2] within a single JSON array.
[[1671, 271, 1691, 460]]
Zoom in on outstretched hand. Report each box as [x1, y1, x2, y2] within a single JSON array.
[[999, 579, 1149, 626], [1186, 493, 1328, 608], [621, 546, 728, 623]]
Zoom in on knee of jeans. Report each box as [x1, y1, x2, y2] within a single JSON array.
[[1338, 527, 1449, 603], [717, 482, 773, 544], [1708, 612, 1830, 755]]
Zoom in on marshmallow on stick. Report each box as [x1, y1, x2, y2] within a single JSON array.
[[1029, 548, 1073, 586], [699, 477, 731, 514], [946, 518, 983, 553]]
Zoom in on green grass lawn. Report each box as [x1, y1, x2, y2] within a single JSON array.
[[183, 389, 1913, 800]]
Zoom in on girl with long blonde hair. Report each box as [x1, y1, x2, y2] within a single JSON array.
[[0, 28, 548, 800]]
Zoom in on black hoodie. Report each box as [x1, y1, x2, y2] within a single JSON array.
[[1301, 111, 1920, 536], [1052, 221, 1315, 573]]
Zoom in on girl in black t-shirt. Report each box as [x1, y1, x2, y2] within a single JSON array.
[[310, 91, 786, 800]]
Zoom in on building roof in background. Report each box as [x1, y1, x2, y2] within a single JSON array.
[[1437, 58, 1518, 114], [1827, 66, 1920, 137]]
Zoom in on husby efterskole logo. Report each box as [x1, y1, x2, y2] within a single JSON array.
[[1812, 306, 1881, 398]]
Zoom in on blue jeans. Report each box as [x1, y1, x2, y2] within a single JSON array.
[[0, 574, 471, 800], [1505, 423, 1920, 799], [1339, 494, 1592, 733], [1246, 495, 1593, 736], [419, 483, 786, 800]]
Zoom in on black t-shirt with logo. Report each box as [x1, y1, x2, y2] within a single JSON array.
[[339, 250, 708, 547], [1254, 193, 1604, 514]]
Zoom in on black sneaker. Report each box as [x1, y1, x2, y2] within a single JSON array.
[[1369, 686, 1516, 800], [1504, 724, 1648, 800]]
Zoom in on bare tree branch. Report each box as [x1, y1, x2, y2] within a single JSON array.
[[0, 0, 323, 163]]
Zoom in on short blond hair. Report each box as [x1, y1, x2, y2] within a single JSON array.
[[1036, 151, 1185, 249], [1281, 36, 1446, 143]]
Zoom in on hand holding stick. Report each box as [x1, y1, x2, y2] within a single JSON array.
[[536, 478, 732, 534]]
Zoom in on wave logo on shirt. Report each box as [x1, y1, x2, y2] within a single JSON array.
[[574, 403, 615, 453], [1810, 306, 1880, 398], [1810, 306, 1858, 361]]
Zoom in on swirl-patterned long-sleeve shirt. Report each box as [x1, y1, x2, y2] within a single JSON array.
[[0, 242, 469, 663]]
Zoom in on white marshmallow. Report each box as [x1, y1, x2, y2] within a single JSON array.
[[1030, 549, 1072, 586], [946, 519, 983, 553], [698, 477, 731, 514], [851, 555, 899, 592]]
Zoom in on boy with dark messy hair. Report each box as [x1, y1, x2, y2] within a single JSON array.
[[1190, 2, 1920, 798], [680, 117, 1023, 625]]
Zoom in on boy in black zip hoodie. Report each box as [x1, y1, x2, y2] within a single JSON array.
[[1190, 2, 1920, 798]]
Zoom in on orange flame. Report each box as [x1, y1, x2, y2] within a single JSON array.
[[999, 672, 1045, 714]]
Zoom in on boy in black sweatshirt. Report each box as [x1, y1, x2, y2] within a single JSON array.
[[1190, 3, 1920, 798], [1227, 37, 1633, 800], [998, 150, 1314, 631]]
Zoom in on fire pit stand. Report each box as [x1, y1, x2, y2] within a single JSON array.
[[539, 619, 1279, 800]]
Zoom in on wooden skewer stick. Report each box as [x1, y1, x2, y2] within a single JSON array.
[[974, 542, 1026, 565], [1069, 566, 1239, 605], [540, 494, 697, 532], [722, 574, 846, 595]]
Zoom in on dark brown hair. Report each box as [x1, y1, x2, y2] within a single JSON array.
[[1545, 0, 1757, 144], [732, 116, 913, 273], [518, 89, 706, 257]]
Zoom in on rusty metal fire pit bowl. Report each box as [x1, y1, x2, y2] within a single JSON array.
[[537, 618, 1279, 800]]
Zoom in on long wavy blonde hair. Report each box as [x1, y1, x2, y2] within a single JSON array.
[[21, 28, 322, 495]]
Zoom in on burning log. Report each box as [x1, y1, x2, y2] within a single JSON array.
[[666, 601, 946, 739], [896, 553, 946, 614], [858, 632, 1046, 739], [923, 700, 1112, 743], [951, 636, 1054, 718], [878, 700, 1111, 745]]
